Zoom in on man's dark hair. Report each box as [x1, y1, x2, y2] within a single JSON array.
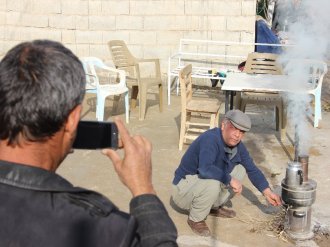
[[0, 40, 86, 145]]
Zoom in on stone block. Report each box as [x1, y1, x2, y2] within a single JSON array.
[[166, 43, 183, 58], [16, 27, 38, 41], [129, 31, 156, 45], [240, 32, 255, 43], [89, 16, 116, 31], [20, 27, 61, 41], [144, 16, 186, 30], [76, 44, 90, 57], [28, 0, 61, 14], [6, 0, 60, 13], [211, 31, 241, 42], [62, 30, 76, 44], [6, 0, 27, 12], [4, 27, 21, 41], [1, 41, 21, 56], [5, 12, 22, 26], [183, 0, 216, 15], [116, 16, 143, 30], [0, 11, 5, 25], [227, 45, 253, 57], [76, 30, 103, 44], [158, 45, 173, 60], [41, 29, 61, 42], [88, 1, 102, 15], [218, 1, 242, 16], [102, 31, 130, 44], [185, 16, 213, 31], [89, 44, 109, 60], [130, 0, 184, 15], [0, 44, 5, 59], [0, 0, 6, 11], [185, 0, 241, 16], [227, 16, 255, 32], [242, 0, 257, 16], [156, 31, 182, 45], [62, 0, 88, 15], [49, 15, 75, 29], [144, 45, 171, 61], [75, 16, 89, 30], [101, 0, 129, 15], [21, 14, 49, 28], [207, 16, 227, 31], [0, 26, 4, 39], [183, 31, 212, 40]]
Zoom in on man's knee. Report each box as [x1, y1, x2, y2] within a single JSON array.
[[194, 179, 221, 202], [231, 164, 246, 181], [172, 178, 221, 210]]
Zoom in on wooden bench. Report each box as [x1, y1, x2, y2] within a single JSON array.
[[167, 39, 289, 105]]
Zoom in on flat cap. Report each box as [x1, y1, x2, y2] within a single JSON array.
[[225, 110, 251, 132]]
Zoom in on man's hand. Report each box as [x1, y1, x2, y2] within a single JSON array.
[[101, 118, 156, 197], [263, 188, 282, 206], [230, 177, 242, 194]]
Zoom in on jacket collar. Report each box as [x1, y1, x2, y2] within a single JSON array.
[[218, 128, 242, 163], [0, 159, 81, 192]]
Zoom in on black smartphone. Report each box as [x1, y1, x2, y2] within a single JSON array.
[[72, 121, 118, 150]]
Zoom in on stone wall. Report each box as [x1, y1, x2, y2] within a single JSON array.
[[0, 0, 257, 73]]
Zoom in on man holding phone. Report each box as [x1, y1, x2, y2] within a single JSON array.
[[0, 40, 177, 246]]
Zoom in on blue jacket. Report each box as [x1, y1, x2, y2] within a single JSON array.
[[255, 19, 282, 54], [173, 128, 269, 193]]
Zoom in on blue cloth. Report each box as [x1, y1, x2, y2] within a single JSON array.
[[255, 20, 282, 54], [172, 128, 269, 193]]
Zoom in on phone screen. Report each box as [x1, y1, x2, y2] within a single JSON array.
[[72, 121, 118, 150]]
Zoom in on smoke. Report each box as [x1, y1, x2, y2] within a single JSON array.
[[275, 0, 330, 156], [279, 0, 330, 60]]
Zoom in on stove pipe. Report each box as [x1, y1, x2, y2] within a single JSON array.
[[294, 122, 309, 182], [294, 127, 299, 162], [298, 155, 309, 182]]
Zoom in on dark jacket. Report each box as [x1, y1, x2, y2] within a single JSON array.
[[255, 19, 282, 54], [0, 160, 178, 247], [173, 128, 269, 192]]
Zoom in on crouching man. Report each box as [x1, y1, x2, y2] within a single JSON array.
[[171, 110, 281, 237]]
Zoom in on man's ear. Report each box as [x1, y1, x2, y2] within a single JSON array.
[[221, 121, 225, 131], [65, 105, 82, 134]]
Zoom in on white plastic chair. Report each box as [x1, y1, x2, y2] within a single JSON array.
[[306, 60, 328, 128], [81, 57, 129, 123], [284, 59, 328, 128]]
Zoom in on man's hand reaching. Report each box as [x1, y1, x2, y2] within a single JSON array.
[[230, 177, 243, 194], [101, 118, 156, 197], [263, 188, 282, 206]]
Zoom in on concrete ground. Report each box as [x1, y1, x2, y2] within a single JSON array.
[[58, 84, 330, 247]]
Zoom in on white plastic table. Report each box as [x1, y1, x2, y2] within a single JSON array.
[[221, 72, 311, 112]]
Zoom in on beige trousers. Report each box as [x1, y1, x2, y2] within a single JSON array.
[[172, 165, 246, 222]]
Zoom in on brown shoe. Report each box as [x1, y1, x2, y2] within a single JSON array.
[[187, 219, 211, 237], [209, 207, 236, 218]]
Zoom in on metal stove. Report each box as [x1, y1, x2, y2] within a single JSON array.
[[281, 155, 317, 240]]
